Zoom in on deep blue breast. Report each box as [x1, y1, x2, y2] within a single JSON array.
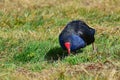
[[70, 35, 86, 51], [59, 34, 86, 51]]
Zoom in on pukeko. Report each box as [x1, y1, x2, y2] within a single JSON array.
[[59, 20, 95, 55]]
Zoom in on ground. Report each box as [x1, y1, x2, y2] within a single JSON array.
[[0, 0, 120, 80]]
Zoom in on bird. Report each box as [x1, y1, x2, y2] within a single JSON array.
[[59, 20, 95, 55]]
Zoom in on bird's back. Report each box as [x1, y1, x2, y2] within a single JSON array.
[[59, 20, 95, 45]]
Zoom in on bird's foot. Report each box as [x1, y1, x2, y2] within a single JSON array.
[[93, 47, 98, 53]]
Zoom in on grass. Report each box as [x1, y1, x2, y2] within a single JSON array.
[[0, 0, 120, 80]]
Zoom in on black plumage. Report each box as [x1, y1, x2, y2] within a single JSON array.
[[59, 20, 95, 54]]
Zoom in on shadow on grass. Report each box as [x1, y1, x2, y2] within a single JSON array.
[[44, 47, 83, 62], [44, 47, 68, 62]]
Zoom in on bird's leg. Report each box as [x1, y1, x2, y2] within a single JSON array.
[[92, 43, 95, 50], [92, 43, 97, 53]]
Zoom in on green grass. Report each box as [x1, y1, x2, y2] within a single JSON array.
[[0, 0, 120, 80]]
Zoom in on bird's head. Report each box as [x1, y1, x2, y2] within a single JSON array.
[[64, 42, 71, 55]]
